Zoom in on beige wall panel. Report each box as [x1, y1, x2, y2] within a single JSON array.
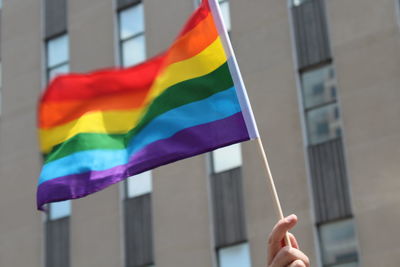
[[68, 0, 122, 266], [0, 0, 43, 266], [231, 0, 317, 265], [69, 0, 116, 72], [144, 0, 194, 57], [153, 156, 214, 267], [328, 0, 400, 265]]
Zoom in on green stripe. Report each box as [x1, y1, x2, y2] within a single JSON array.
[[44, 62, 233, 163]]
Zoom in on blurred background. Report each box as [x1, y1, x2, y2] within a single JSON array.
[[0, 0, 399, 266]]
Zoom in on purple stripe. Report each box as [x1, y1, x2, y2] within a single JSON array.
[[37, 112, 249, 210]]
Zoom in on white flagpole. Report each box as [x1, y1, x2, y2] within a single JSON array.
[[208, 0, 292, 247]]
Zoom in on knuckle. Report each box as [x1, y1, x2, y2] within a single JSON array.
[[304, 256, 310, 267], [281, 246, 292, 256]]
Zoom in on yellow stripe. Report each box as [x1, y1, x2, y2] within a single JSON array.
[[146, 37, 227, 102], [40, 38, 227, 153], [40, 109, 142, 153]]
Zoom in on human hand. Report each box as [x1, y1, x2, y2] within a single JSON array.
[[267, 214, 310, 267]]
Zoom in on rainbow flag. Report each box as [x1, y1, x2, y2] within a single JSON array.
[[37, 0, 259, 210]]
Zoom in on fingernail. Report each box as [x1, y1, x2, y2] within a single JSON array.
[[285, 214, 296, 223]]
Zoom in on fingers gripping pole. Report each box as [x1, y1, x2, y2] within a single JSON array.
[[256, 137, 292, 247]]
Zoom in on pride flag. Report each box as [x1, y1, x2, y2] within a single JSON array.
[[37, 0, 259, 210]]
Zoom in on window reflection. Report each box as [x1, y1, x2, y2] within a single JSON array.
[[47, 35, 69, 68], [49, 200, 71, 220], [126, 171, 152, 198], [218, 243, 252, 267], [319, 220, 358, 266], [302, 65, 337, 109], [212, 143, 242, 173], [291, 0, 311, 7], [306, 103, 341, 145], [302, 65, 341, 145], [46, 34, 69, 82], [119, 4, 145, 40], [122, 35, 146, 67], [118, 3, 146, 67]]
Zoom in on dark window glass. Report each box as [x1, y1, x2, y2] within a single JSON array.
[[302, 65, 337, 109], [319, 220, 358, 266], [306, 103, 341, 145]]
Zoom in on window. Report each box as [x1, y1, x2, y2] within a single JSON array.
[[125, 171, 152, 198], [49, 200, 71, 220], [46, 34, 69, 82], [218, 243, 252, 267], [211, 143, 242, 173], [290, 0, 310, 7], [218, 0, 231, 31], [118, 3, 146, 67], [46, 200, 71, 267], [302, 65, 341, 145], [123, 171, 154, 267], [319, 220, 359, 266]]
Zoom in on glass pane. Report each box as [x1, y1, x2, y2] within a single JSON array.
[[306, 103, 341, 145], [126, 171, 152, 198], [212, 143, 242, 173], [220, 1, 231, 31], [48, 63, 69, 82], [302, 65, 337, 109], [119, 4, 145, 40], [49, 200, 71, 220], [320, 220, 358, 266], [122, 35, 146, 67], [219, 243, 252, 267], [292, 0, 310, 7], [47, 34, 69, 68]]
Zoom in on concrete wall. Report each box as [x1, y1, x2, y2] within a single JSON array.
[[230, 0, 317, 265], [0, 0, 398, 266], [327, 0, 400, 266], [0, 0, 43, 266]]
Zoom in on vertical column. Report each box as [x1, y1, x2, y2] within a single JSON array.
[[116, 1, 154, 266], [43, 1, 70, 266], [45, 201, 71, 267], [210, 144, 252, 267], [123, 172, 154, 267], [289, 0, 359, 266]]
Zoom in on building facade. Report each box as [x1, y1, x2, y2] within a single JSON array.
[[0, 0, 399, 266]]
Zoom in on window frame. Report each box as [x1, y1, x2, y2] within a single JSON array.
[[117, 2, 146, 68], [300, 64, 343, 146], [124, 171, 153, 199], [218, 242, 252, 267], [210, 143, 243, 174], [45, 33, 70, 82], [318, 219, 359, 267]]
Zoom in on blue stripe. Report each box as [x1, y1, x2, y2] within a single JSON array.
[[38, 87, 242, 184]]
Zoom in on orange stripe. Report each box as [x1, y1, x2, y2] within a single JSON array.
[[176, 0, 210, 38], [165, 12, 218, 66], [39, 90, 148, 129]]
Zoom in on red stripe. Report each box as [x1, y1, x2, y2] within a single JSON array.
[[41, 53, 166, 103]]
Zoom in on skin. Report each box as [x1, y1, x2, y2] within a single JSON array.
[[267, 214, 310, 267]]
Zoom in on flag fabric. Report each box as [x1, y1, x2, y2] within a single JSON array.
[[37, 0, 259, 210]]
